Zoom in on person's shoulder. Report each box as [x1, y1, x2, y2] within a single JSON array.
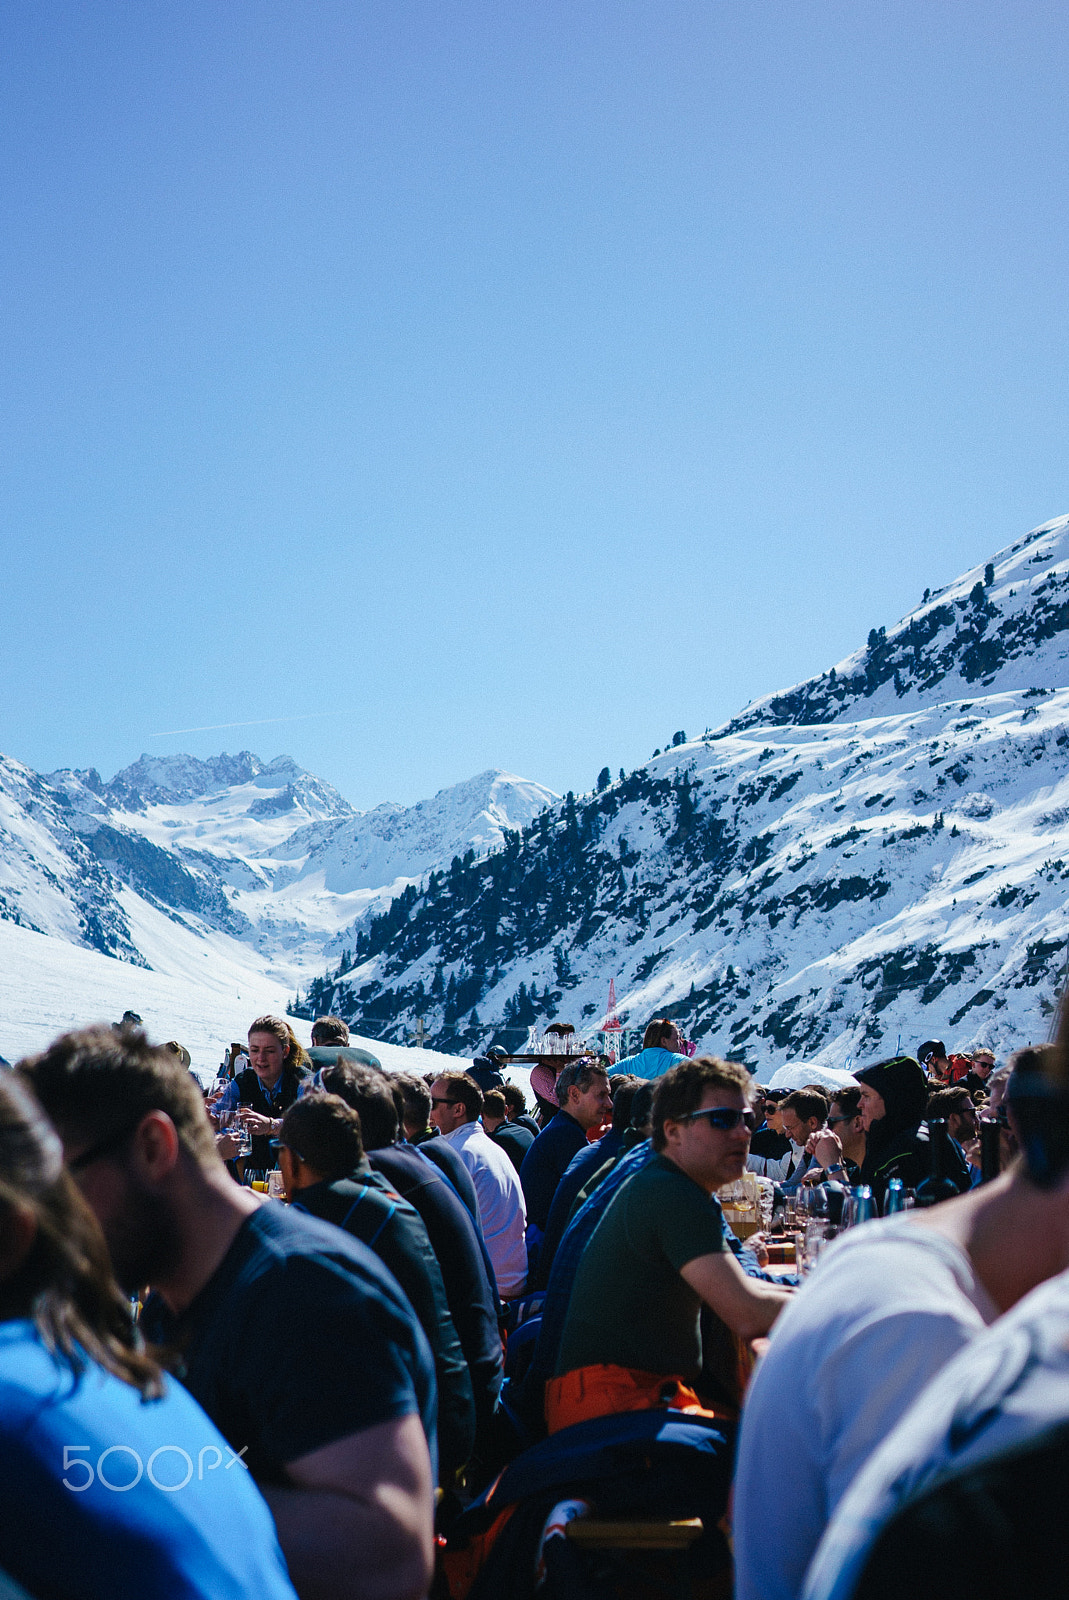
[[237, 1200, 400, 1291]]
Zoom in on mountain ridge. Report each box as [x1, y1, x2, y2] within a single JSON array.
[[294, 513, 1069, 1069]]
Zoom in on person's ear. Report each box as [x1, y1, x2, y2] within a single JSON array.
[[130, 1111, 181, 1182]]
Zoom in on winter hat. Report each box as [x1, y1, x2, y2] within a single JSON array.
[[855, 1054, 929, 1128]]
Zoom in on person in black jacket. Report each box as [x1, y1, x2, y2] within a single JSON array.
[[214, 1015, 311, 1171], [855, 1054, 932, 1209]]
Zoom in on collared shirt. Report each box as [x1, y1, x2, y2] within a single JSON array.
[[215, 1073, 286, 1113], [443, 1120, 528, 1296]]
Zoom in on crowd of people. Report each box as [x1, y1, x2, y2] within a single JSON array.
[[1, 1006, 1067, 1600]]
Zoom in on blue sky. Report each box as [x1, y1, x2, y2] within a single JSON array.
[[2, 1, 1068, 809]]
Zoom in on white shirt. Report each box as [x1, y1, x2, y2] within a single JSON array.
[[803, 1266, 1069, 1600], [747, 1139, 806, 1184], [733, 1216, 998, 1600], [444, 1120, 528, 1296]]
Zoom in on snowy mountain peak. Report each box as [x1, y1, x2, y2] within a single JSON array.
[[95, 750, 354, 819], [723, 513, 1069, 736]]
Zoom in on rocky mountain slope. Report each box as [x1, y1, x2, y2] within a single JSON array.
[[0, 752, 556, 990], [295, 514, 1069, 1070]]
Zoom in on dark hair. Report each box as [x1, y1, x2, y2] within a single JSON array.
[[555, 1059, 608, 1103], [830, 1087, 862, 1121], [927, 1087, 973, 1120], [643, 1018, 678, 1050], [248, 1015, 309, 1070], [392, 1072, 432, 1132], [781, 1089, 829, 1126], [310, 1015, 350, 1047], [483, 1090, 507, 1119], [500, 1082, 527, 1115], [432, 1071, 483, 1121], [651, 1058, 752, 1152], [630, 1081, 656, 1131], [315, 1062, 398, 1149], [610, 1075, 639, 1135], [0, 1073, 162, 1399], [280, 1092, 363, 1178], [18, 1025, 218, 1170]]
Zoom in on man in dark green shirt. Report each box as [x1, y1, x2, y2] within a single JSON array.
[[277, 1091, 475, 1483], [550, 1058, 791, 1430]]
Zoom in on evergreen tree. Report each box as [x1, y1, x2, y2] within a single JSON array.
[[596, 766, 611, 792]]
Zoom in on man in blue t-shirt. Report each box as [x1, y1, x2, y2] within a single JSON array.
[[22, 1025, 437, 1600]]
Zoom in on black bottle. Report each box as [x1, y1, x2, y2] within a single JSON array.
[[915, 1119, 961, 1208]]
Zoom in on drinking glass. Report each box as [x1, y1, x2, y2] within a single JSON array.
[[799, 1220, 839, 1276], [217, 1112, 251, 1158]]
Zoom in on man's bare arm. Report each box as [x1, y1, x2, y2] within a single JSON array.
[[261, 1412, 434, 1600], [680, 1250, 793, 1341]]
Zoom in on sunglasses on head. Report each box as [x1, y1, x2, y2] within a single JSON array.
[[683, 1107, 758, 1132]]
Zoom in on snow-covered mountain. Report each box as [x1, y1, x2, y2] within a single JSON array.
[[0, 752, 558, 991], [296, 513, 1069, 1070]]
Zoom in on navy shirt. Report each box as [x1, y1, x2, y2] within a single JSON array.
[[293, 1168, 474, 1480], [520, 1110, 589, 1231], [535, 1128, 624, 1288], [142, 1203, 437, 1485]]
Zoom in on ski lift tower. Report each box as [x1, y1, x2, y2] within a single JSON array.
[[598, 978, 624, 1064]]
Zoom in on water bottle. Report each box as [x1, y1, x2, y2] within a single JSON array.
[[885, 1178, 906, 1214], [843, 1185, 876, 1226]]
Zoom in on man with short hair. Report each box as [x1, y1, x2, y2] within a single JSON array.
[[965, 1046, 996, 1100], [310, 1015, 350, 1047], [926, 1085, 980, 1189], [481, 1089, 533, 1172], [548, 1058, 791, 1433], [535, 1075, 639, 1288], [431, 1071, 528, 1297], [21, 1027, 435, 1600], [278, 1091, 475, 1483], [520, 1060, 613, 1235], [608, 1017, 687, 1079], [733, 1045, 1069, 1600], [316, 1060, 505, 1453], [501, 1080, 541, 1138], [805, 1086, 866, 1184]]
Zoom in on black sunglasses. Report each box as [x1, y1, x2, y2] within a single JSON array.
[[68, 1116, 146, 1174], [683, 1108, 758, 1132], [431, 1097, 459, 1108], [826, 1113, 856, 1127]]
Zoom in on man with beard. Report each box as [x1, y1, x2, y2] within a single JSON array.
[[20, 1026, 436, 1600]]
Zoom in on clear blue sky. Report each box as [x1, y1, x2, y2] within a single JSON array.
[[2, 1, 1068, 809]]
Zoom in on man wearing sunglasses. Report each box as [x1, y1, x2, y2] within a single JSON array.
[[546, 1058, 792, 1434]]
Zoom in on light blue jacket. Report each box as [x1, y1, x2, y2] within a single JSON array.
[[608, 1045, 686, 1080]]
